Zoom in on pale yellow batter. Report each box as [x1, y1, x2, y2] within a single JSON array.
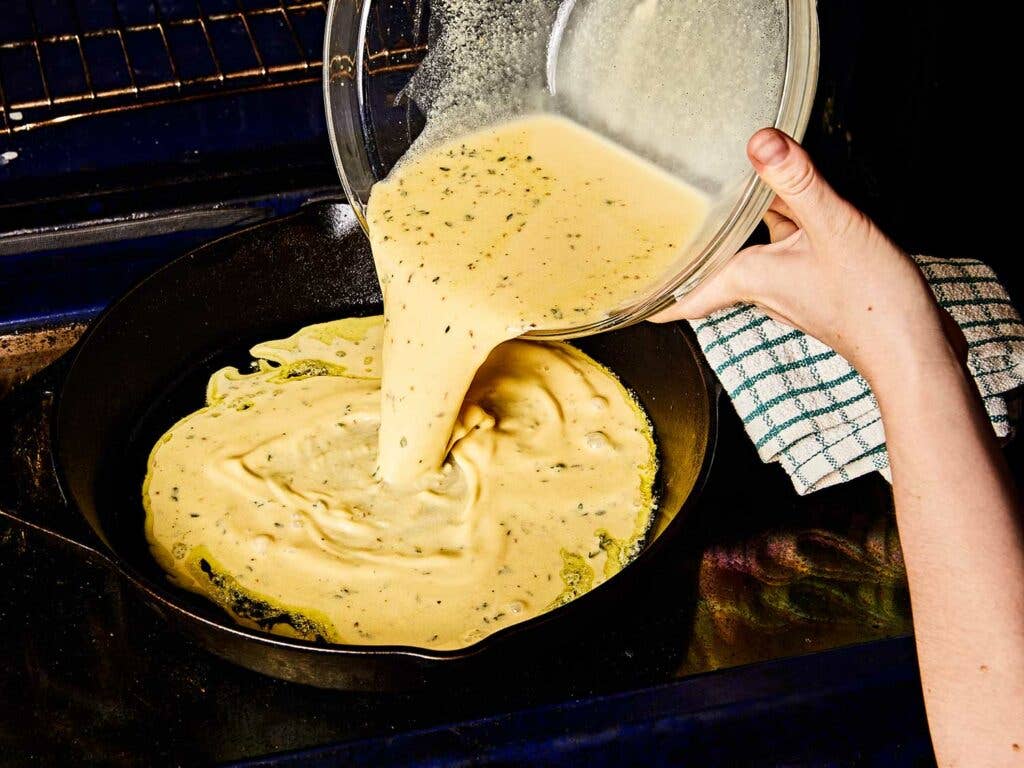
[[145, 112, 710, 649], [145, 317, 656, 649], [369, 113, 709, 485]]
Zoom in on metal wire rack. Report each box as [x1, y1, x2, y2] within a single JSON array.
[[0, 0, 420, 136]]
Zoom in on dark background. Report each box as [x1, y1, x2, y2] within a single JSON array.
[[807, 4, 1006, 293]]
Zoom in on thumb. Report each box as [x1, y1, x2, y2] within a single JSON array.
[[747, 129, 848, 236]]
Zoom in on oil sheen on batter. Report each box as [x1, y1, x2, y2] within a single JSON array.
[[145, 317, 656, 649], [369, 113, 709, 485]]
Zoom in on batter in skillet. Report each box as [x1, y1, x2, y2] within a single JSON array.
[[144, 114, 709, 649], [145, 317, 656, 648]]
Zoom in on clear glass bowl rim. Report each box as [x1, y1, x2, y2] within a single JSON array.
[[323, 0, 820, 339]]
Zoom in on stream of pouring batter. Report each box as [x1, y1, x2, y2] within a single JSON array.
[[369, 113, 710, 485]]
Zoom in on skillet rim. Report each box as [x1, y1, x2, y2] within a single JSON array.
[[51, 202, 719, 663]]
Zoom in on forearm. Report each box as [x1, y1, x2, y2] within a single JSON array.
[[870, 345, 1024, 767]]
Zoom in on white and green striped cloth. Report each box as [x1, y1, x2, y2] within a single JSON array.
[[691, 256, 1024, 495]]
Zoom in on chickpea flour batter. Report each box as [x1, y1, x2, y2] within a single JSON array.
[[145, 113, 709, 649], [370, 113, 709, 485], [145, 317, 656, 648]]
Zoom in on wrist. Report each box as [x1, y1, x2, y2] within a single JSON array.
[[848, 276, 967, 395], [862, 331, 969, 407]]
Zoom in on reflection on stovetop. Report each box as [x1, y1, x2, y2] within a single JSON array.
[[0, 321, 913, 764], [683, 483, 908, 674]]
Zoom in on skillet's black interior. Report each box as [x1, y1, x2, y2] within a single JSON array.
[[50, 202, 716, 689]]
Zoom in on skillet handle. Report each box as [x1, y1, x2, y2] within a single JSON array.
[[0, 358, 110, 563]]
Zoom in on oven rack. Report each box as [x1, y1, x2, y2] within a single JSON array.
[[0, 0, 424, 136]]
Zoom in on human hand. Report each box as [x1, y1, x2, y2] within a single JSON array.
[[651, 128, 964, 388], [655, 131, 1024, 768]]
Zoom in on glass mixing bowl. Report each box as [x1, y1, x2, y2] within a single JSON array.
[[323, 0, 819, 339]]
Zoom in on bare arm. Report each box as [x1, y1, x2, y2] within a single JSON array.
[[874, 340, 1024, 766], [654, 129, 1024, 766]]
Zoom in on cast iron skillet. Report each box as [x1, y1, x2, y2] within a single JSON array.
[[0, 202, 717, 690]]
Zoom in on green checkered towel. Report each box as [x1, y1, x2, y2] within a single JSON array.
[[691, 256, 1024, 495]]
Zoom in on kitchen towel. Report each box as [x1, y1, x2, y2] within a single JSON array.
[[691, 256, 1024, 495]]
